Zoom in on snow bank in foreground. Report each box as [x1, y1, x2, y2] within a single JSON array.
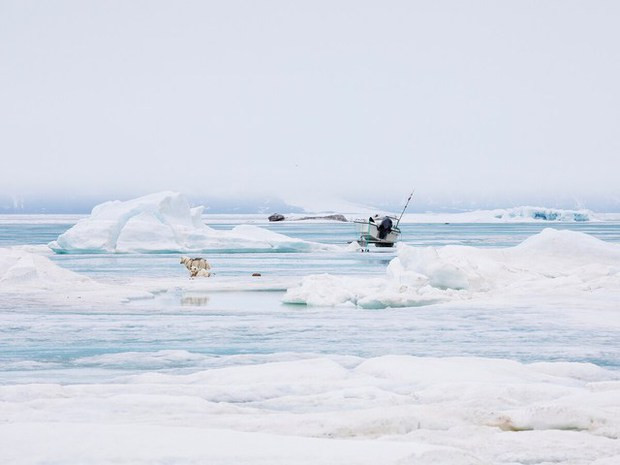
[[1, 355, 619, 464], [284, 228, 620, 308], [49, 192, 335, 254], [0, 247, 150, 303]]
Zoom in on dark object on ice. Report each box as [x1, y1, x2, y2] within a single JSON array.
[[295, 214, 348, 222], [377, 217, 393, 239], [252, 272, 262, 277], [268, 213, 286, 222]]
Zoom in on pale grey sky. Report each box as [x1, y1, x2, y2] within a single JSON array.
[[1, 1, 619, 210]]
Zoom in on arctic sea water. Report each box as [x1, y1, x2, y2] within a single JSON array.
[[1, 215, 619, 385]]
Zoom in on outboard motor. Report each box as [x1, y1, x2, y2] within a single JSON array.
[[377, 217, 393, 239]]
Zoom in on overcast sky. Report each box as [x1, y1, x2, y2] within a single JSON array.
[[1, 1, 619, 210]]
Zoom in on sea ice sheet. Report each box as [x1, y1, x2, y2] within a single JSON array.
[[284, 228, 620, 308]]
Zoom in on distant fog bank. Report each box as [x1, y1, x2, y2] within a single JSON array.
[[1, 192, 620, 215]]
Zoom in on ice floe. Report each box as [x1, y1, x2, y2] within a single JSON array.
[[1, 354, 619, 464], [0, 247, 150, 303], [284, 228, 620, 308], [0, 244, 299, 306], [48, 191, 337, 254]]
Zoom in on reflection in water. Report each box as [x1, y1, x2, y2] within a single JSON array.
[[180, 295, 210, 306]]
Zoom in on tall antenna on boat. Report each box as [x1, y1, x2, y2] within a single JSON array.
[[395, 189, 415, 228]]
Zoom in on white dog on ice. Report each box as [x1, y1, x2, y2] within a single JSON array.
[[180, 256, 211, 278]]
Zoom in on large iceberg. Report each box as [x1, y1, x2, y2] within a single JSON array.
[[49, 192, 336, 254], [284, 228, 620, 308]]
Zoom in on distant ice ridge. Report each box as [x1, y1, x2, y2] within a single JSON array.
[[284, 228, 620, 308], [48, 192, 336, 254], [397, 206, 599, 223], [492, 206, 594, 221]]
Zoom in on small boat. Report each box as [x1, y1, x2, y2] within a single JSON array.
[[355, 215, 400, 248], [353, 191, 414, 249]]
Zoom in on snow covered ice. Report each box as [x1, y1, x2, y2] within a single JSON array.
[[48, 191, 336, 254], [1, 354, 619, 464], [0, 246, 150, 303], [284, 228, 620, 308]]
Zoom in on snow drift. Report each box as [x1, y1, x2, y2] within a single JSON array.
[[0, 247, 86, 289], [48, 192, 335, 254], [0, 247, 150, 303], [2, 354, 619, 464], [284, 228, 620, 308]]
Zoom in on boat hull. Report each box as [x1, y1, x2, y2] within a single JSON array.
[[355, 220, 400, 247]]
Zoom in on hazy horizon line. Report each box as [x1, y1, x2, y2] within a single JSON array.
[[1, 191, 619, 214]]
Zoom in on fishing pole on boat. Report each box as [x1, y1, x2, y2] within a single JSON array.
[[395, 189, 415, 228]]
